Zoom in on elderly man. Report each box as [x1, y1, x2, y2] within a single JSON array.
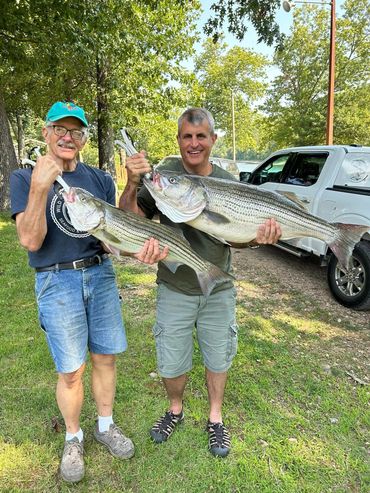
[[10, 101, 166, 482], [119, 107, 281, 458]]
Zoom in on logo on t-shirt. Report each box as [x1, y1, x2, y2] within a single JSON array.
[[50, 188, 90, 238]]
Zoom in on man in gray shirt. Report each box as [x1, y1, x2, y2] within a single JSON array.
[[119, 108, 281, 457]]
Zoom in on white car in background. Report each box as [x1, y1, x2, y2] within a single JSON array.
[[236, 161, 261, 182]]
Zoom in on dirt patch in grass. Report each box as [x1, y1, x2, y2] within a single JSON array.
[[232, 245, 369, 327], [232, 245, 370, 382]]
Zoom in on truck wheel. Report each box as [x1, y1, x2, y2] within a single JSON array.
[[327, 241, 370, 310]]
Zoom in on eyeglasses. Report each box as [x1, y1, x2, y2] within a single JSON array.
[[47, 125, 86, 141]]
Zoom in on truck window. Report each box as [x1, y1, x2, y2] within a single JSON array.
[[283, 153, 328, 186], [334, 153, 370, 189], [249, 154, 290, 185]]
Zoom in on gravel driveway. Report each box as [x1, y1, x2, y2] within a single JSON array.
[[232, 245, 369, 328], [232, 245, 370, 381]]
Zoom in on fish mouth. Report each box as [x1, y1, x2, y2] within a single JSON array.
[[150, 172, 164, 191], [62, 187, 77, 203]]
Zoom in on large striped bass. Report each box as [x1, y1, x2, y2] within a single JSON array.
[[143, 170, 370, 270], [63, 188, 233, 296]]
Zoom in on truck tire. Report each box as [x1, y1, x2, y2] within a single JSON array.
[[327, 241, 370, 310]]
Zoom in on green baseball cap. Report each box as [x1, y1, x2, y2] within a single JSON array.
[[45, 101, 88, 127]]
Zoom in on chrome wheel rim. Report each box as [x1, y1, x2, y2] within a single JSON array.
[[334, 256, 365, 297]]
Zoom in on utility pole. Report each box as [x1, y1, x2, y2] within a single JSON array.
[[231, 91, 236, 162], [326, 0, 336, 145], [282, 1, 336, 144]]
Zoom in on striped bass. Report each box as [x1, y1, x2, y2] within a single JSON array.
[[143, 170, 370, 270], [63, 187, 233, 296]]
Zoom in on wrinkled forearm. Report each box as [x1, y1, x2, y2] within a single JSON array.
[[16, 186, 49, 252]]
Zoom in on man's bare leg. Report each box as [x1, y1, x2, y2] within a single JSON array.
[[150, 374, 186, 443], [206, 369, 227, 423], [163, 374, 187, 414], [57, 363, 86, 482], [91, 353, 134, 459], [56, 363, 86, 433], [91, 353, 116, 417], [206, 369, 230, 457]]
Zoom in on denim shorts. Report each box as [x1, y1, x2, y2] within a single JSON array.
[[153, 283, 238, 378], [35, 258, 127, 373]]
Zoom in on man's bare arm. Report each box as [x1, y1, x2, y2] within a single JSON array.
[[16, 156, 61, 251], [118, 151, 151, 215]]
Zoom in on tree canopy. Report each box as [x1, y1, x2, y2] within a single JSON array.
[[0, 0, 200, 208], [0, 0, 369, 210], [264, 0, 370, 147], [193, 38, 269, 157], [204, 0, 283, 45]]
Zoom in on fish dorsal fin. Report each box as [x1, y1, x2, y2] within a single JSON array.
[[277, 191, 308, 210], [155, 194, 206, 223]]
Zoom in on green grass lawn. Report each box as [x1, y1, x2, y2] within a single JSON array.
[[0, 212, 369, 492]]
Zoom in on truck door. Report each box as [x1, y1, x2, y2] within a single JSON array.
[[273, 152, 329, 254]]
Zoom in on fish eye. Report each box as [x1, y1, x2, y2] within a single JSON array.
[[169, 177, 177, 184]]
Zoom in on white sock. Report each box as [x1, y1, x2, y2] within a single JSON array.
[[66, 428, 83, 443], [98, 415, 113, 433]]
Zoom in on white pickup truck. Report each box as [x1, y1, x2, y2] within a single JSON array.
[[244, 145, 370, 310]]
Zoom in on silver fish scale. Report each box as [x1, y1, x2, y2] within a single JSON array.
[[201, 177, 337, 241], [103, 205, 211, 271]]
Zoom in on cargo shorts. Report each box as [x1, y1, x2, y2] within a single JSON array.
[[153, 283, 238, 378]]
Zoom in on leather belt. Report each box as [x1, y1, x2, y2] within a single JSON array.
[[35, 253, 109, 272]]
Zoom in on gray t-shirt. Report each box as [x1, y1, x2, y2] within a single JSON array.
[[138, 160, 236, 295]]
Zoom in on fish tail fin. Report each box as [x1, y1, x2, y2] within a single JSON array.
[[196, 264, 234, 297], [330, 223, 369, 270]]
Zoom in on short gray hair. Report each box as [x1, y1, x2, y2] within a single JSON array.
[[177, 108, 215, 135]]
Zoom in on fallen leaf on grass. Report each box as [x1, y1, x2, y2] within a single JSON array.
[[51, 416, 62, 433]]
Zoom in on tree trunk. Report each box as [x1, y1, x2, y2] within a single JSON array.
[[96, 55, 115, 178], [0, 94, 18, 211], [16, 112, 25, 162]]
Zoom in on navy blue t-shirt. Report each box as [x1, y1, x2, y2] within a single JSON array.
[[10, 162, 115, 269]]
